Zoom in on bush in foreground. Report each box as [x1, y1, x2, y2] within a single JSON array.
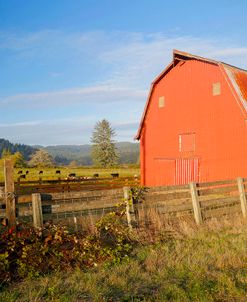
[[0, 205, 133, 286], [1, 223, 247, 301], [1, 211, 247, 301]]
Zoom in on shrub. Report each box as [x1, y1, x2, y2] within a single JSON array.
[[96, 206, 133, 265], [0, 205, 134, 286]]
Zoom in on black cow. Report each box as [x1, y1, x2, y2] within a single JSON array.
[[68, 173, 76, 177], [19, 174, 26, 179], [56, 170, 61, 174], [93, 173, 99, 178], [26, 170, 29, 175], [66, 173, 77, 181], [39, 171, 43, 175], [18, 170, 23, 174], [111, 173, 119, 178]]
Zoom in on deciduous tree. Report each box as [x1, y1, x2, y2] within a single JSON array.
[[1, 149, 26, 167], [68, 160, 78, 168], [13, 152, 26, 168], [28, 149, 55, 168]]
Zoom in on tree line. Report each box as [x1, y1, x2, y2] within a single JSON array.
[[0, 139, 37, 160], [0, 119, 139, 168]]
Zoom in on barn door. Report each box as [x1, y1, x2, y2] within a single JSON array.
[[175, 158, 199, 185], [154, 159, 175, 186]]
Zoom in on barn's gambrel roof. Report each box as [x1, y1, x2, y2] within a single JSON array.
[[136, 49, 247, 140]]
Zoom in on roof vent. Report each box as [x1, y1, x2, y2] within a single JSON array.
[[158, 96, 165, 108], [212, 82, 221, 96]]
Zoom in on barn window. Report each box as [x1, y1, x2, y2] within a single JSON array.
[[179, 133, 195, 152], [158, 96, 165, 108], [212, 82, 221, 96]]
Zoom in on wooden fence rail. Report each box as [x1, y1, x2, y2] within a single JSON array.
[[0, 162, 247, 229], [134, 178, 247, 228], [13, 176, 140, 195]]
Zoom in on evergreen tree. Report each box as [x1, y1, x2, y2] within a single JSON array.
[[91, 119, 119, 167], [28, 149, 55, 168], [1, 148, 12, 159], [0, 138, 37, 160]]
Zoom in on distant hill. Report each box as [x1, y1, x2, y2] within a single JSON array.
[[41, 142, 140, 166], [0, 138, 139, 166], [0, 138, 37, 160]]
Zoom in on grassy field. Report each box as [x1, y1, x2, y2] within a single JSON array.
[[1, 221, 247, 301], [0, 165, 140, 183]]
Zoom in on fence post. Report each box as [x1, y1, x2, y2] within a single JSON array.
[[123, 186, 137, 229], [4, 159, 16, 228], [123, 186, 132, 229], [189, 182, 203, 225], [237, 177, 247, 218], [32, 193, 43, 228], [73, 216, 78, 232]]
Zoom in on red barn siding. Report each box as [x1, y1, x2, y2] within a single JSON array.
[[139, 55, 247, 186]]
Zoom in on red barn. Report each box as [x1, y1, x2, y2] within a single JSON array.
[[136, 50, 247, 186]]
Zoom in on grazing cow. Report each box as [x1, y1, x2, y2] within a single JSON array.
[[66, 173, 77, 180], [68, 173, 76, 177], [93, 173, 99, 178], [18, 170, 23, 174], [39, 171, 43, 175], [111, 173, 119, 178], [56, 170, 61, 174], [20, 174, 26, 179], [26, 170, 29, 175]]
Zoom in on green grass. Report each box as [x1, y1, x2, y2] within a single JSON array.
[[0, 165, 140, 183], [1, 225, 247, 301]]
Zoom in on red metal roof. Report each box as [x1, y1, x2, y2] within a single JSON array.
[[235, 71, 247, 101], [223, 65, 247, 113], [135, 50, 247, 140]]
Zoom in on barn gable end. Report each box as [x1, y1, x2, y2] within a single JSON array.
[[137, 50, 247, 186], [136, 50, 247, 140]]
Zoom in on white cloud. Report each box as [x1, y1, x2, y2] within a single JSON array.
[[208, 48, 247, 57], [0, 115, 94, 128], [2, 31, 247, 109], [99, 34, 247, 87], [50, 72, 63, 78], [0, 118, 139, 145], [0, 85, 147, 108], [1, 30, 247, 144]]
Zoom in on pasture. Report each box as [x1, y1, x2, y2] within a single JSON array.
[[1, 219, 247, 301], [0, 165, 140, 183]]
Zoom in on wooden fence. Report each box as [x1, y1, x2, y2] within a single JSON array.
[[1, 160, 247, 229], [16, 188, 124, 229], [136, 178, 247, 229], [1, 176, 247, 230], [1, 176, 140, 195]]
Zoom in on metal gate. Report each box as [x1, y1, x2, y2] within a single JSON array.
[[175, 158, 199, 185]]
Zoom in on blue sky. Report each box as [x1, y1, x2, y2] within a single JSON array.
[[1, 0, 247, 145]]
